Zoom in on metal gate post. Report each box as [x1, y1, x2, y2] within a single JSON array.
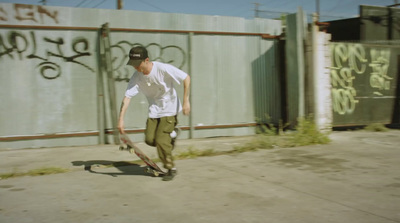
[[99, 23, 120, 144]]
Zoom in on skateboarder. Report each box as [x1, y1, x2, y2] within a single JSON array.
[[118, 46, 190, 181]]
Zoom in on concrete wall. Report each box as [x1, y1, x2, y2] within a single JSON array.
[[0, 3, 281, 149], [314, 32, 333, 131], [308, 23, 333, 131]]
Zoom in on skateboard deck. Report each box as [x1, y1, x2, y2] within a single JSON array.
[[119, 133, 166, 176]]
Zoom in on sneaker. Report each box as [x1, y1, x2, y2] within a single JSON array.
[[162, 168, 177, 181]]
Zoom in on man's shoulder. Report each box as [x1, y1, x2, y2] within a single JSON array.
[[153, 61, 176, 75], [153, 61, 172, 69], [153, 61, 187, 81], [130, 71, 139, 79]]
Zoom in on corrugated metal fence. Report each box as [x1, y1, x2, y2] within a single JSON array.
[[0, 3, 282, 149]]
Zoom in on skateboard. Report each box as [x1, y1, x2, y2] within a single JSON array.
[[119, 133, 166, 177]]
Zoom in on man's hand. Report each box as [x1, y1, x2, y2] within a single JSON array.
[[183, 101, 191, 116], [183, 75, 191, 116]]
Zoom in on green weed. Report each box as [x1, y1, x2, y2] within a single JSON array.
[[233, 116, 331, 152], [0, 167, 69, 179], [364, 123, 389, 132], [175, 146, 216, 159], [290, 116, 331, 146]]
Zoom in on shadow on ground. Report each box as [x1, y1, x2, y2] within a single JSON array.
[[71, 160, 152, 177]]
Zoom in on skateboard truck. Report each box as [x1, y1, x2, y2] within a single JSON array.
[[118, 145, 164, 177], [118, 144, 134, 154]]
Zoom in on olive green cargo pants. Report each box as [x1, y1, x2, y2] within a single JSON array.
[[144, 116, 177, 170]]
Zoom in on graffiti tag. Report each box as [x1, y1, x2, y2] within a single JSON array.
[[0, 30, 94, 79], [369, 49, 391, 96], [331, 44, 365, 115], [0, 4, 58, 24], [111, 41, 187, 82], [0, 7, 7, 22]]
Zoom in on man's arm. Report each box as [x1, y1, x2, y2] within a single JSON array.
[[182, 75, 191, 116], [118, 96, 132, 134]]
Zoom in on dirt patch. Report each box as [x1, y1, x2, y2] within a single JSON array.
[[271, 150, 349, 173]]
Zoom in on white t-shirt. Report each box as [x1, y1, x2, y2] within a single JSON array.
[[125, 61, 188, 118]]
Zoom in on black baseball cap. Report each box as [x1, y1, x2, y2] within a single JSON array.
[[127, 46, 148, 66]]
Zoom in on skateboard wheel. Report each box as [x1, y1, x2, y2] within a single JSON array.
[[145, 167, 159, 177], [119, 145, 125, 151]]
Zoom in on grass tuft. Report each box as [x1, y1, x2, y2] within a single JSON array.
[[175, 146, 216, 159], [364, 123, 389, 132], [0, 167, 69, 179], [233, 116, 331, 152], [290, 116, 331, 146]]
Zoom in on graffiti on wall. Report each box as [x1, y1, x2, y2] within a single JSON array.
[[369, 49, 392, 95], [331, 43, 392, 115], [0, 30, 94, 79], [0, 4, 58, 24], [110, 41, 187, 82], [0, 7, 6, 22], [0, 30, 187, 81]]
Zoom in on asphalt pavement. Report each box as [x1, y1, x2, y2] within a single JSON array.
[[0, 130, 399, 223]]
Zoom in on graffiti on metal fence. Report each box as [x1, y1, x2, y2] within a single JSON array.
[[0, 7, 6, 22], [0, 4, 58, 24], [330, 44, 363, 115], [0, 29, 187, 81], [331, 43, 392, 115], [0, 30, 94, 79], [110, 41, 187, 82], [369, 49, 392, 96]]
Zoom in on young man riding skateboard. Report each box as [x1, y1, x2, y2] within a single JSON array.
[[118, 46, 191, 181]]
